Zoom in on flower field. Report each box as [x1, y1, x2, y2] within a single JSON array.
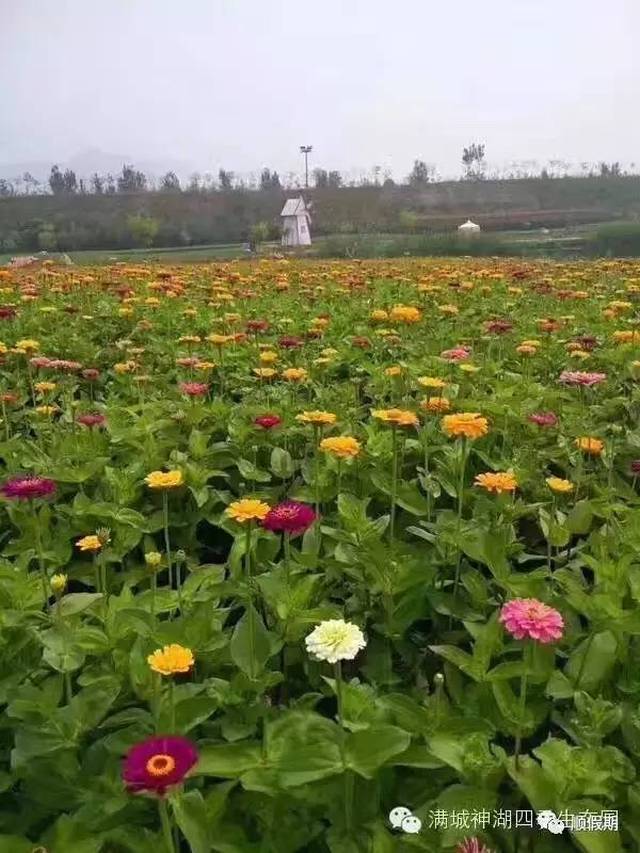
[[1, 257, 640, 852]]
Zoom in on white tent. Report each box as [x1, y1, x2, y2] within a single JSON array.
[[458, 219, 481, 234], [281, 197, 312, 246]]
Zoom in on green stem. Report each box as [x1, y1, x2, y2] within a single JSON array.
[[313, 425, 321, 518], [515, 644, 530, 769], [169, 678, 176, 732], [245, 521, 257, 680], [32, 505, 48, 608], [162, 492, 174, 619], [158, 798, 176, 853], [151, 571, 157, 620], [390, 425, 398, 552], [283, 531, 291, 584], [574, 633, 594, 689], [452, 437, 468, 607], [334, 661, 353, 833]]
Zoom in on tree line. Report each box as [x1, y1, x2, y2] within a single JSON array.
[[0, 143, 630, 198]]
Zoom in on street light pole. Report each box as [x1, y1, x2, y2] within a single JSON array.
[[299, 145, 312, 189]]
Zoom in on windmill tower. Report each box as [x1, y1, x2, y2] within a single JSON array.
[[280, 196, 312, 247]]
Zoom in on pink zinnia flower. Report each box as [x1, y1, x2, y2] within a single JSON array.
[[49, 359, 83, 373], [262, 501, 316, 536], [499, 598, 564, 644], [77, 413, 106, 428], [441, 346, 471, 361], [528, 411, 558, 427], [1, 476, 56, 501], [559, 371, 606, 388], [30, 357, 52, 369], [457, 839, 494, 853], [176, 357, 200, 368], [179, 381, 209, 397], [122, 735, 198, 796], [254, 413, 282, 430]]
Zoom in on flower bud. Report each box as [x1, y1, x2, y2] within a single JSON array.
[[50, 573, 67, 595]]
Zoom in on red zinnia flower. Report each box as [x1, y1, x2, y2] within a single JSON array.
[[77, 413, 106, 428], [82, 368, 100, 381], [262, 501, 316, 536], [0, 307, 17, 320], [1, 476, 56, 500], [630, 460, 640, 475], [254, 413, 282, 430], [246, 319, 270, 333], [179, 381, 209, 397], [122, 735, 198, 796], [485, 319, 513, 335], [0, 392, 19, 404], [278, 335, 303, 349], [528, 411, 558, 427]]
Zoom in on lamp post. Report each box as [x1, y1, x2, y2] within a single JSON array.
[[300, 145, 313, 189]]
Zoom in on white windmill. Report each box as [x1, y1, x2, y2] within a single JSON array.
[[280, 196, 312, 247]]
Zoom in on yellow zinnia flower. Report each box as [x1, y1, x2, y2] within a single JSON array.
[[371, 408, 419, 427], [76, 535, 102, 552], [226, 498, 271, 523], [319, 436, 362, 459], [475, 471, 518, 494], [441, 412, 489, 440], [145, 470, 184, 490], [282, 367, 308, 382], [147, 644, 195, 676], [417, 377, 447, 389], [575, 437, 604, 456], [296, 410, 337, 426], [546, 476, 574, 493]]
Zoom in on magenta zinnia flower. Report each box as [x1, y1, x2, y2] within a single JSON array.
[[559, 370, 606, 387], [631, 460, 640, 475], [528, 411, 558, 427], [1, 476, 56, 501], [457, 839, 495, 853], [262, 501, 316, 536], [122, 735, 198, 796], [278, 335, 303, 349], [254, 413, 282, 430], [179, 381, 209, 397], [500, 598, 564, 644]]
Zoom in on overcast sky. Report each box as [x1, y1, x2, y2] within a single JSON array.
[[1, 0, 638, 180]]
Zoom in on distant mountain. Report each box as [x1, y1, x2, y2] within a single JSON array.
[[0, 148, 197, 185]]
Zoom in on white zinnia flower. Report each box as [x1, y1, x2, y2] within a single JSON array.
[[305, 619, 366, 663]]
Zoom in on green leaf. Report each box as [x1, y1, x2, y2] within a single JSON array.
[[270, 447, 295, 479], [344, 724, 410, 778], [566, 631, 617, 691], [171, 790, 210, 853], [266, 711, 344, 787], [51, 592, 103, 617], [229, 605, 274, 679], [197, 743, 262, 777]]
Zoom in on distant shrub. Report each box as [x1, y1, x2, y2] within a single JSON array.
[[589, 222, 640, 257]]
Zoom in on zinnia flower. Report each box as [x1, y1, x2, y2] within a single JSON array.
[[282, 367, 308, 382], [1, 476, 56, 500], [296, 410, 337, 426], [263, 501, 316, 536], [528, 411, 558, 427], [630, 460, 640, 475], [305, 619, 367, 663], [442, 412, 488, 440], [546, 476, 574, 493], [147, 644, 195, 676], [371, 408, 419, 427], [417, 376, 447, 389], [320, 436, 362, 459], [475, 471, 518, 494], [390, 305, 421, 324], [77, 413, 106, 428], [226, 498, 271, 523], [123, 735, 198, 796], [420, 397, 451, 413], [499, 598, 564, 644], [254, 413, 282, 429], [145, 470, 184, 489], [179, 381, 209, 397], [575, 436, 604, 456], [76, 534, 102, 552], [456, 839, 495, 853], [559, 371, 607, 387], [441, 346, 471, 362]]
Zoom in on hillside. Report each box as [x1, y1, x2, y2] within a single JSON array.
[[1, 175, 639, 253]]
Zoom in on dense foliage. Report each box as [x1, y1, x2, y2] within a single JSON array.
[[0, 257, 639, 852]]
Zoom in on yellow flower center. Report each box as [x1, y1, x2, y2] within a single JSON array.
[[146, 753, 176, 777]]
